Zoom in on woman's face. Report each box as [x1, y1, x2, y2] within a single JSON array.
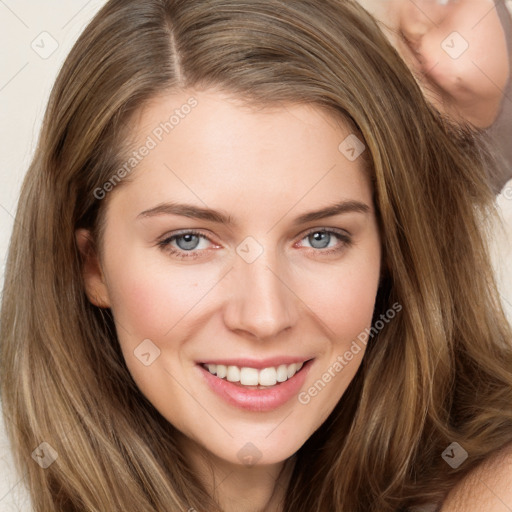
[[79, 89, 381, 467]]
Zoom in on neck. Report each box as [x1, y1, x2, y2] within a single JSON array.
[[180, 434, 297, 512]]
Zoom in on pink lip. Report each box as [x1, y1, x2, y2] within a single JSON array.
[[197, 359, 314, 412], [198, 356, 312, 370]]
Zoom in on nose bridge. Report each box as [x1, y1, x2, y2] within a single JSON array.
[[223, 243, 298, 339]]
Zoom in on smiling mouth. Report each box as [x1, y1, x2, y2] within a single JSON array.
[[200, 360, 311, 388]]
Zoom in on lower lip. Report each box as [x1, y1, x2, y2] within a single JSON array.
[[197, 360, 314, 412]]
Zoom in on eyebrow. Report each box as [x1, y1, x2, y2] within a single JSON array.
[[137, 200, 370, 226]]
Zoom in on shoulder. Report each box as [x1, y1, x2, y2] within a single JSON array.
[[439, 442, 512, 512]]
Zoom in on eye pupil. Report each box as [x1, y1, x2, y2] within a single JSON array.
[[176, 234, 200, 250], [309, 231, 330, 249]]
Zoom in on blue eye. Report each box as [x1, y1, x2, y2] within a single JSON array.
[[298, 228, 352, 255], [306, 231, 335, 249], [158, 230, 213, 259], [172, 233, 202, 251], [157, 228, 352, 259]]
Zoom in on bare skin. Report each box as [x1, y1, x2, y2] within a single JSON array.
[[76, 86, 512, 512], [77, 88, 381, 511], [358, 0, 510, 128], [440, 442, 512, 511]]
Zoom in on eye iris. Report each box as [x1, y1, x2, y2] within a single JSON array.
[[176, 234, 200, 251], [309, 231, 330, 249]]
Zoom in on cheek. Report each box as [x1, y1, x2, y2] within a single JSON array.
[[300, 252, 381, 344], [297, 253, 381, 420], [104, 251, 220, 341]]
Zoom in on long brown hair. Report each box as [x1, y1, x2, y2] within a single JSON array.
[[1, 1, 512, 510]]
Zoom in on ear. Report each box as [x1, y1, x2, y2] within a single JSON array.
[[75, 228, 111, 308]]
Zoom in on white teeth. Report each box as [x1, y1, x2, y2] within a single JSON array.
[[240, 367, 259, 385], [276, 364, 288, 382], [226, 365, 240, 382], [259, 367, 277, 386], [203, 361, 306, 386], [216, 364, 227, 379]]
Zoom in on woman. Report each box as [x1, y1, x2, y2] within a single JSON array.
[[1, 1, 511, 511]]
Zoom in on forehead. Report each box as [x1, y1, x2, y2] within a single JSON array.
[[107, 88, 373, 222]]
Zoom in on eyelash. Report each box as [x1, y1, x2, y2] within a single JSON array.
[[157, 228, 352, 260]]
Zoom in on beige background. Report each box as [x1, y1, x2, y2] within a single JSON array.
[[0, 1, 511, 511]]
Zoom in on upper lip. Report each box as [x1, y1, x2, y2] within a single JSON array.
[[198, 356, 314, 369]]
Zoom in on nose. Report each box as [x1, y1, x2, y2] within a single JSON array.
[[222, 247, 299, 340]]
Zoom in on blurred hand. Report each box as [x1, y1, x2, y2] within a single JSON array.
[[354, 0, 512, 189], [393, 0, 509, 128]]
